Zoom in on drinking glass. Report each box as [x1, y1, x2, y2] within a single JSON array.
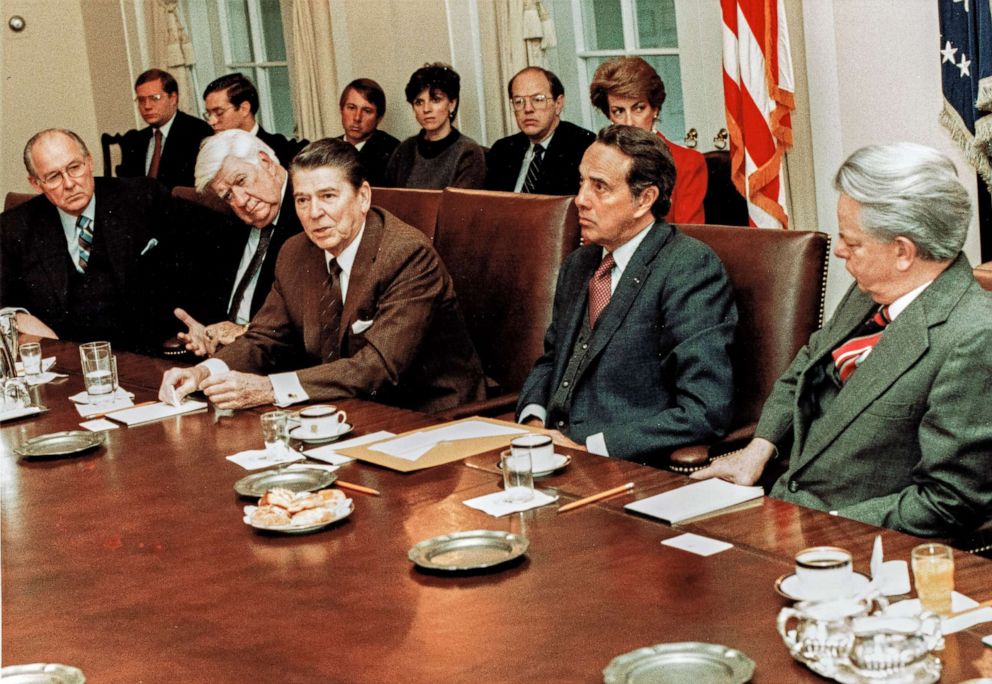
[[79, 341, 115, 404], [19, 342, 42, 379], [911, 543, 954, 615], [260, 410, 292, 461], [501, 447, 534, 504]]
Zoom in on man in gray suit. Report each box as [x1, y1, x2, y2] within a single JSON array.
[[694, 142, 992, 539], [516, 125, 737, 465]]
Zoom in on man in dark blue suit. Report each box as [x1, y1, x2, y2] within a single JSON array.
[[337, 78, 400, 187], [517, 125, 737, 464], [485, 67, 594, 196], [116, 68, 213, 189]]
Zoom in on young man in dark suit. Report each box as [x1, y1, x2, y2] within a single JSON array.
[[485, 67, 595, 196], [517, 125, 737, 464], [337, 79, 400, 187], [116, 68, 213, 189]]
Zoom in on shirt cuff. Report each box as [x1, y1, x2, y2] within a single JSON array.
[[200, 358, 229, 376], [270, 372, 309, 407], [585, 432, 608, 456], [519, 403, 547, 425]]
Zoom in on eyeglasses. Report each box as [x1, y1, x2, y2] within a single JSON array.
[[135, 93, 166, 105], [36, 160, 88, 189], [203, 106, 235, 122], [510, 94, 553, 111]]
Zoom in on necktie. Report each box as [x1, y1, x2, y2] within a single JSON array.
[[148, 128, 163, 179], [320, 260, 344, 361], [227, 227, 274, 322], [831, 305, 890, 383], [588, 253, 616, 329], [76, 215, 94, 272], [521, 144, 545, 193]]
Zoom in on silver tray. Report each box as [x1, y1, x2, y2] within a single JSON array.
[[234, 467, 338, 497], [803, 652, 941, 684], [408, 530, 529, 571], [603, 642, 755, 684], [0, 663, 86, 683], [243, 499, 354, 535], [14, 431, 104, 459]]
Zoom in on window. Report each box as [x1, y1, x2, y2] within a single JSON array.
[[573, 0, 686, 142]]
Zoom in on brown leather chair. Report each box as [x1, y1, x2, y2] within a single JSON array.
[[101, 132, 127, 178], [4, 192, 37, 212], [370, 187, 442, 241], [669, 224, 830, 471], [432, 188, 581, 418], [974, 262, 992, 291]]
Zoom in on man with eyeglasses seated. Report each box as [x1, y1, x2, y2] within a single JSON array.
[[0, 129, 198, 352], [485, 67, 595, 196], [202, 73, 307, 168], [116, 68, 213, 189]]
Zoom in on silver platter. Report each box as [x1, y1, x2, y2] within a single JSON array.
[[603, 642, 755, 684], [244, 499, 354, 535], [0, 663, 86, 683], [234, 467, 338, 497], [804, 652, 941, 684], [14, 431, 104, 459], [408, 530, 529, 571]]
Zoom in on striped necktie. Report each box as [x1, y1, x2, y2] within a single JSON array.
[[76, 215, 94, 272], [831, 305, 890, 383], [588, 253, 616, 329], [319, 260, 344, 361], [521, 144, 545, 193]]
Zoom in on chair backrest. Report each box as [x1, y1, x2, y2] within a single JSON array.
[[172, 185, 233, 216], [703, 150, 749, 227], [101, 132, 126, 178], [433, 188, 581, 395], [4, 192, 37, 212], [680, 224, 830, 428], [974, 262, 992, 291], [370, 187, 442, 241]]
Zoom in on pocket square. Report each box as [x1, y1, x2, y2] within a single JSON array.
[[140, 238, 159, 256], [351, 319, 374, 335]]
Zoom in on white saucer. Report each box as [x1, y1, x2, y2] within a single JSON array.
[[289, 422, 353, 444], [496, 452, 571, 477], [775, 571, 872, 601]]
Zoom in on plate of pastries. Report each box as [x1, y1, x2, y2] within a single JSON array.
[[243, 487, 353, 534]]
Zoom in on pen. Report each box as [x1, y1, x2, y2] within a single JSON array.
[[558, 482, 635, 513]]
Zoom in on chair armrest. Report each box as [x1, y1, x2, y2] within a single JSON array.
[[434, 393, 520, 421], [668, 422, 758, 472]]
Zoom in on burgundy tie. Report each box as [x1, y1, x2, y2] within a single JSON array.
[[148, 128, 162, 178], [831, 305, 890, 383], [588, 253, 616, 329]]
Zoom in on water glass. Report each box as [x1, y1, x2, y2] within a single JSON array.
[[500, 447, 534, 503], [79, 341, 115, 403], [911, 543, 954, 615], [19, 342, 42, 379], [260, 410, 292, 460]]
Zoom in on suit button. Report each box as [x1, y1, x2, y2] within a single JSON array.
[[788, 480, 799, 493], [562, 380, 570, 387], [582, 343, 588, 350], [556, 420, 565, 428]]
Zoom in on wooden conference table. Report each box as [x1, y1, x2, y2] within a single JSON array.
[[3, 342, 991, 682]]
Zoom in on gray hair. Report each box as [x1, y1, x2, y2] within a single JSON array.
[[23, 129, 90, 177], [834, 142, 971, 261], [194, 129, 278, 193]]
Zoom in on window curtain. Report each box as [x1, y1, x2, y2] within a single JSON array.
[[150, 0, 198, 115], [491, 0, 558, 135], [288, 0, 339, 141]]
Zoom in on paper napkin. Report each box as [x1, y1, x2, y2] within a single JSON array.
[[71, 388, 135, 417], [79, 418, 120, 432], [227, 448, 304, 470], [463, 489, 558, 517], [885, 591, 992, 634], [661, 533, 733, 557]]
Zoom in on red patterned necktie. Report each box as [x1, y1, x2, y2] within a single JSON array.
[[148, 128, 162, 178], [588, 253, 616, 329], [831, 305, 890, 383]]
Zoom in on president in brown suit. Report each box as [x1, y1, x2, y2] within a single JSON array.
[[158, 138, 485, 413]]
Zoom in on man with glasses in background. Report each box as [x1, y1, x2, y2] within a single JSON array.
[[0, 129, 208, 352], [202, 73, 306, 168], [485, 67, 595, 196], [117, 68, 213, 189]]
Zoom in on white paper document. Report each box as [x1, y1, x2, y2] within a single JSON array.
[[624, 479, 764, 524], [104, 400, 208, 426], [463, 489, 558, 517], [661, 533, 734, 557], [303, 430, 396, 465], [370, 420, 526, 461]]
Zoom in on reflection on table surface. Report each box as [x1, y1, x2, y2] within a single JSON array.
[[3, 341, 990, 682]]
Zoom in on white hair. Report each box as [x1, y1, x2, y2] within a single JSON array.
[[834, 142, 972, 261], [194, 129, 278, 193]]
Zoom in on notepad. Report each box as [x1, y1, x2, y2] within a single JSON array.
[[624, 479, 764, 524], [105, 400, 208, 426]]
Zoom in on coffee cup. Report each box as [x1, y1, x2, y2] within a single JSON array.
[[510, 434, 554, 469], [795, 546, 854, 600], [299, 405, 348, 437]]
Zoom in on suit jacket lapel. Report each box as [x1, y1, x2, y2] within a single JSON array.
[[553, 247, 601, 382], [93, 180, 130, 288], [336, 209, 386, 351], [34, 202, 71, 307]]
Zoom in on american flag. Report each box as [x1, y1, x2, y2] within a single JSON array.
[[721, 0, 795, 229], [939, 0, 992, 189]]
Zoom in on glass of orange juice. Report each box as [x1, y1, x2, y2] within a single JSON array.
[[911, 543, 954, 615]]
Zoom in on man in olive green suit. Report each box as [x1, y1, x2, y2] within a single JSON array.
[[693, 143, 992, 539]]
